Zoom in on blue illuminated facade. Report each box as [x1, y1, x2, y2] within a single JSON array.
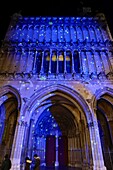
[[0, 13, 113, 170], [1, 14, 112, 77]]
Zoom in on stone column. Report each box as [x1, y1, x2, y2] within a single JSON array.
[[7, 121, 14, 149], [27, 119, 35, 158], [98, 51, 105, 73], [72, 51, 75, 74], [79, 51, 83, 74], [71, 137, 75, 166], [55, 130, 59, 166], [20, 123, 29, 165], [79, 120, 89, 170], [56, 51, 59, 75], [10, 121, 27, 170], [70, 137, 73, 164], [68, 138, 71, 166], [48, 50, 52, 74], [32, 50, 37, 74], [64, 51, 67, 74], [40, 51, 44, 74], [88, 121, 107, 170], [85, 125, 93, 168]]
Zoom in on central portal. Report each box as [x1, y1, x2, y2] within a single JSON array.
[[29, 95, 89, 168]]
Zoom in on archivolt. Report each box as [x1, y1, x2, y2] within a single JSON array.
[[23, 84, 93, 124], [0, 85, 21, 110]]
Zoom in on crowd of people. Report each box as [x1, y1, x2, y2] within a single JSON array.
[[1, 153, 40, 170]]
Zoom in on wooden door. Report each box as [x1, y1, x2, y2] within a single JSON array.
[[45, 135, 56, 166], [58, 136, 68, 166]]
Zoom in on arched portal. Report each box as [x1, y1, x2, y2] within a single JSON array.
[[23, 89, 89, 168], [21, 84, 106, 170], [0, 85, 21, 165], [93, 87, 113, 170], [33, 100, 78, 167]]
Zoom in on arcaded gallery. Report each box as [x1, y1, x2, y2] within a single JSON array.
[[0, 13, 113, 170]]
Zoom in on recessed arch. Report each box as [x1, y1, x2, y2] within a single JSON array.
[[0, 85, 21, 110], [0, 85, 21, 162], [92, 87, 113, 111], [92, 86, 113, 169], [23, 84, 93, 125], [22, 84, 95, 168]]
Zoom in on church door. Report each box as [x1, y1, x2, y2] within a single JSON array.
[[58, 136, 68, 166], [45, 135, 56, 166]]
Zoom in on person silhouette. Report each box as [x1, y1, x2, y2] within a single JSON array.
[[1, 154, 12, 170], [32, 154, 40, 170], [25, 157, 32, 170]]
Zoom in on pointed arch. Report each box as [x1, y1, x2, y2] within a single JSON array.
[[92, 87, 113, 110], [21, 84, 106, 169], [0, 85, 21, 110], [23, 84, 92, 123]]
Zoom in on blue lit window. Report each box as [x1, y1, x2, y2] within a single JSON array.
[[81, 51, 89, 74], [36, 51, 42, 74], [73, 51, 80, 73], [44, 51, 50, 73], [58, 51, 64, 73]]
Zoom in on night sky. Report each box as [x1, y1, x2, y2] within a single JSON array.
[[0, 0, 113, 45]]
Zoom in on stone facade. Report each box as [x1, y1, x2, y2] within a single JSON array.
[[0, 13, 113, 169]]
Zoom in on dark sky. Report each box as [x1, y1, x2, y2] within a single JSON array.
[[0, 0, 113, 44]]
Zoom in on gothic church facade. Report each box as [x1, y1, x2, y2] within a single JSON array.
[[0, 13, 113, 170]]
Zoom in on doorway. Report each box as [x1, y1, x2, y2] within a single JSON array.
[[45, 135, 68, 167], [58, 136, 68, 166]]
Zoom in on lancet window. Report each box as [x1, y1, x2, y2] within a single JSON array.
[[73, 51, 80, 73]]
